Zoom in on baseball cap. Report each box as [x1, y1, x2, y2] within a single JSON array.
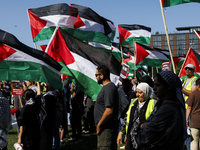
[[185, 64, 195, 70]]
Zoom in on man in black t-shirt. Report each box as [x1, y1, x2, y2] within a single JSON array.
[[94, 65, 119, 150]]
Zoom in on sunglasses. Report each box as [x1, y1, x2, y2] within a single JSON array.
[[185, 67, 193, 71], [95, 74, 101, 77]]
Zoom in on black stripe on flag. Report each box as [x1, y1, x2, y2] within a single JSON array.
[[0, 29, 62, 71], [29, 3, 78, 17], [118, 24, 151, 32], [60, 28, 122, 76]]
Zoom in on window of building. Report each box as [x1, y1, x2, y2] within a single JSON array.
[[153, 36, 161, 41]]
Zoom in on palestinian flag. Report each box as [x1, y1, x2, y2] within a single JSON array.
[[69, 4, 114, 46], [173, 56, 185, 68], [118, 24, 151, 45], [0, 29, 63, 89], [46, 27, 121, 100], [162, 0, 200, 7], [88, 41, 129, 62], [136, 42, 169, 68], [194, 30, 200, 40], [152, 47, 170, 58], [9, 107, 18, 130], [179, 48, 200, 80], [28, 3, 78, 42]]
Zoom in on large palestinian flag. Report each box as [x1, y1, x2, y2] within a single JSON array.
[[162, 0, 200, 7], [28, 3, 114, 46], [28, 3, 78, 42], [118, 24, 151, 45], [136, 42, 169, 68], [46, 27, 121, 100], [0, 29, 63, 89], [179, 48, 200, 80]]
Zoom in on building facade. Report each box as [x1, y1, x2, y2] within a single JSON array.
[[150, 26, 200, 57]]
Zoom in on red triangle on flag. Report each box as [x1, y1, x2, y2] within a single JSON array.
[[74, 15, 85, 29], [173, 57, 181, 67], [162, 0, 167, 6], [39, 45, 47, 52], [118, 25, 132, 44], [27, 10, 47, 40], [11, 107, 18, 116], [179, 48, 200, 77], [47, 28, 75, 65], [0, 44, 16, 62], [135, 42, 149, 65]]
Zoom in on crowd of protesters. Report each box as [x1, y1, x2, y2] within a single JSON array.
[[0, 63, 200, 150]]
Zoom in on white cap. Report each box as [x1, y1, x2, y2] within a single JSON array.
[[185, 64, 195, 70]]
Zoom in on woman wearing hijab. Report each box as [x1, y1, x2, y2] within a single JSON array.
[[134, 71, 187, 150], [117, 83, 155, 150]]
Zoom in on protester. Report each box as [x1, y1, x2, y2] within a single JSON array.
[[17, 82, 41, 150], [182, 64, 197, 150], [24, 81, 37, 94], [94, 65, 119, 150], [133, 71, 187, 149], [117, 83, 155, 150], [140, 75, 156, 99], [0, 90, 11, 150], [186, 78, 200, 150], [40, 83, 57, 150], [68, 82, 84, 142], [82, 96, 95, 133]]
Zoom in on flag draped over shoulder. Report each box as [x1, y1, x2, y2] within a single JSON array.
[[28, 3, 78, 42], [162, 0, 200, 7], [136, 42, 169, 68], [179, 48, 200, 80], [46, 28, 121, 100], [0, 29, 63, 89], [118, 24, 151, 45]]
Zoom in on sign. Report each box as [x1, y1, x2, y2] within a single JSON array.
[[161, 61, 171, 71], [11, 88, 24, 95], [119, 63, 129, 82]]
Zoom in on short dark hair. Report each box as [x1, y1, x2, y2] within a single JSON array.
[[140, 75, 154, 88], [196, 78, 200, 86], [97, 65, 110, 80], [24, 89, 35, 100]]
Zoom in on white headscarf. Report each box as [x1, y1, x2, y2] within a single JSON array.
[[136, 83, 151, 101]]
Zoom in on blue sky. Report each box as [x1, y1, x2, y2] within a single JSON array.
[[0, 0, 199, 49]]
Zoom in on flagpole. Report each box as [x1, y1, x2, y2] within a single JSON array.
[[133, 39, 136, 79], [34, 42, 37, 49], [194, 30, 200, 40], [152, 67, 154, 78], [159, 0, 176, 74], [120, 46, 124, 64]]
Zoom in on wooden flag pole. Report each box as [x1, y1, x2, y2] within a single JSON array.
[[159, 0, 176, 74], [152, 67, 154, 78], [120, 46, 124, 64], [133, 39, 137, 79], [194, 30, 200, 40]]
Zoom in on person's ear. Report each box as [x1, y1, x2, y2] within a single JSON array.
[[100, 75, 103, 79]]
